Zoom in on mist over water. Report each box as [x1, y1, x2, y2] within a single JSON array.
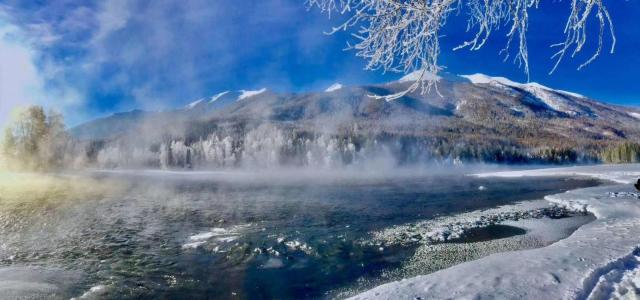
[[0, 169, 603, 299]]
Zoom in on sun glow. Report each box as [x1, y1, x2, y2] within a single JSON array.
[[0, 172, 124, 207]]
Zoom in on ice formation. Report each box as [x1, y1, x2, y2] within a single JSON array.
[[352, 164, 640, 300]]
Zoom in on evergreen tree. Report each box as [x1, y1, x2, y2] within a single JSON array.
[[600, 142, 640, 164]]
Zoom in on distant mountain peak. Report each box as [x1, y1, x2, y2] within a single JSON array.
[[398, 70, 441, 83], [185, 99, 205, 109], [210, 91, 230, 103], [325, 83, 343, 92], [461, 73, 588, 115], [461, 73, 585, 99], [238, 88, 267, 100], [71, 73, 640, 147], [461, 73, 520, 87]]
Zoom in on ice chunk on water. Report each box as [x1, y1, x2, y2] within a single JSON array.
[[183, 225, 248, 250], [181, 241, 206, 249], [72, 284, 108, 299], [216, 236, 237, 243], [189, 232, 216, 241]]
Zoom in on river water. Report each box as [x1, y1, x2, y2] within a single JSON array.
[[0, 170, 603, 299]]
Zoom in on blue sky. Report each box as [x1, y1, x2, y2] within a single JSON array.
[[0, 0, 638, 126]]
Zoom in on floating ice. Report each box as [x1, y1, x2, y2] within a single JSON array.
[[189, 231, 217, 241], [182, 225, 249, 250], [216, 236, 238, 243], [284, 240, 313, 254], [72, 284, 107, 299], [181, 241, 206, 249]]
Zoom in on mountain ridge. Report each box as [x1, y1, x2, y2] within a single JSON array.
[[70, 73, 640, 163]]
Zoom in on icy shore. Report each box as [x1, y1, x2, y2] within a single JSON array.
[[352, 164, 640, 299]]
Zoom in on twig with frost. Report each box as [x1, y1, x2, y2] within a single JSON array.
[[306, 0, 616, 101]]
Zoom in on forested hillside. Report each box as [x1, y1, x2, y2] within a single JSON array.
[[5, 74, 640, 170]]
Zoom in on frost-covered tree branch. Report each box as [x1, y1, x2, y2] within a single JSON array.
[[307, 0, 615, 100]]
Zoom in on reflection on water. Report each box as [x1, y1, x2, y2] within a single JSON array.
[[0, 171, 602, 299]]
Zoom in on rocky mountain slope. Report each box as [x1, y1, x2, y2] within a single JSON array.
[[70, 73, 640, 167]]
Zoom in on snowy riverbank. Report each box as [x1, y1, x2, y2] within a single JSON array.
[[352, 164, 640, 299]]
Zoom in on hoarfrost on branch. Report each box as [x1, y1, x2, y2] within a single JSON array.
[[306, 0, 615, 100]]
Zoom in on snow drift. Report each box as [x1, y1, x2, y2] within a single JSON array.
[[352, 164, 640, 300]]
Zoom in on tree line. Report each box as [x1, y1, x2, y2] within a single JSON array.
[[2, 105, 639, 170], [600, 142, 640, 164], [1, 106, 85, 170]]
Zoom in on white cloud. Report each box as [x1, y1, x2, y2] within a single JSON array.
[[93, 0, 130, 45], [0, 0, 370, 126], [25, 23, 61, 46], [0, 19, 83, 128], [0, 22, 45, 128]]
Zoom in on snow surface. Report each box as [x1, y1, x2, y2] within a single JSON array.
[[369, 199, 570, 245], [474, 164, 640, 184], [461, 74, 585, 99], [461, 73, 586, 115], [461, 73, 521, 86], [511, 106, 524, 113], [209, 91, 229, 103], [238, 88, 267, 100], [337, 210, 592, 299], [398, 70, 441, 83], [325, 83, 343, 92], [353, 164, 640, 300], [184, 99, 204, 109], [557, 90, 586, 99], [455, 100, 467, 111], [628, 112, 640, 120]]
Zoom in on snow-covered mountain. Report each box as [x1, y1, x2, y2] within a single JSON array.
[[398, 70, 441, 83], [325, 83, 343, 92], [460, 73, 591, 116], [238, 88, 267, 100], [71, 73, 640, 159], [183, 89, 268, 112]]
